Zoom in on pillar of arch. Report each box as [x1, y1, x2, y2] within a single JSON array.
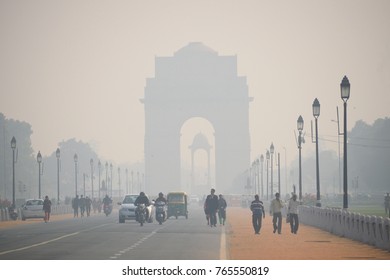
[[188, 132, 212, 192]]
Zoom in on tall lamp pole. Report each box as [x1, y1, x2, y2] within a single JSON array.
[[74, 154, 78, 196], [37, 151, 42, 199], [98, 161, 101, 200], [118, 167, 121, 198], [11, 137, 16, 207], [297, 115, 304, 201], [125, 168, 129, 194], [56, 148, 60, 204], [270, 143, 274, 197], [277, 152, 281, 195], [340, 76, 350, 209], [260, 155, 264, 199], [266, 150, 270, 200], [90, 159, 94, 199], [105, 162, 108, 195], [313, 98, 321, 207], [110, 163, 113, 197]]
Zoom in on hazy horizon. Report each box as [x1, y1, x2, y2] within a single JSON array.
[[1, 0, 389, 169]]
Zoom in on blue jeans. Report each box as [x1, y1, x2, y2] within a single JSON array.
[[272, 212, 282, 233]]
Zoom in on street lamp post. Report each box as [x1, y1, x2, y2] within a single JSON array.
[[56, 148, 60, 204], [105, 162, 108, 195], [125, 168, 129, 194], [11, 137, 16, 207], [270, 143, 274, 197], [260, 155, 264, 199], [118, 167, 121, 198], [266, 150, 270, 200], [277, 152, 281, 195], [90, 159, 94, 199], [98, 161, 101, 200], [256, 158, 260, 195], [131, 170, 134, 193], [110, 163, 113, 197], [340, 75, 350, 209], [37, 151, 42, 199], [313, 98, 321, 207], [74, 154, 78, 196], [297, 115, 304, 201]]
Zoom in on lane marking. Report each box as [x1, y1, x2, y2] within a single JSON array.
[[0, 223, 109, 256], [108, 221, 172, 259]]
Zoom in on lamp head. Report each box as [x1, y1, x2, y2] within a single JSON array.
[[312, 98, 320, 118], [74, 153, 78, 163], [56, 148, 60, 158], [37, 151, 42, 163], [340, 75, 350, 102], [297, 115, 304, 131], [11, 136, 16, 149]]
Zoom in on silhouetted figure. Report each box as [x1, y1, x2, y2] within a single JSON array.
[[79, 195, 86, 217], [287, 194, 299, 234], [205, 188, 218, 227], [218, 194, 227, 226], [270, 192, 284, 234], [72, 195, 79, 217], [385, 193, 390, 217], [43, 195, 52, 223], [250, 194, 265, 234], [85, 196, 92, 217]]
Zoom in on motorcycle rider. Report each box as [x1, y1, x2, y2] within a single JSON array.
[[102, 194, 112, 214], [134, 192, 150, 222], [155, 192, 167, 221]]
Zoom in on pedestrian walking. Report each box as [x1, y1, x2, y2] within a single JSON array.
[[218, 194, 227, 226], [287, 194, 299, 234], [43, 195, 52, 223], [384, 193, 390, 217], [79, 195, 86, 217], [250, 194, 265, 234], [72, 195, 79, 218], [205, 188, 219, 227], [85, 196, 92, 217], [270, 192, 284, 234]]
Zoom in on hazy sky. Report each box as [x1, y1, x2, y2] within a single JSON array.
[[1, 0, 389, 169]]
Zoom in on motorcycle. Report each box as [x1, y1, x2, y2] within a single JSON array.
[[9, 206, 18, 221], [136, 204, 147, 226], [103, 203, 112, 216], [155, 201, 167, 225]]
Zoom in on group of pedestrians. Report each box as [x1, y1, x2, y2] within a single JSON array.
[[203, 188, 227, 227], [250, 192, 300, 235], [71, 195, 94, 218]]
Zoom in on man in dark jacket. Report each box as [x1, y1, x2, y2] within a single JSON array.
[[134, 192, 150, 221], [250, 194, 265, 234], [205, 188, 219, 227]]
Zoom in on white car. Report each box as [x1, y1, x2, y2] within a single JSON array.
[[118, 194, 154, 223], [21, 199, 45, 221]]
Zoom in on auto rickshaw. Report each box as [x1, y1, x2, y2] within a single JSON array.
[[167, 191, 188, 219]]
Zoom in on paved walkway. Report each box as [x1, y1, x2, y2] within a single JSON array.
[[226, 207, 390, 260]]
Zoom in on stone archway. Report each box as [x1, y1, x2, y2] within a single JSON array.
[[141, 42, 251, 194]]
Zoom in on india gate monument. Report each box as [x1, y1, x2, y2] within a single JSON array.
[[141, 42, 251, 195]]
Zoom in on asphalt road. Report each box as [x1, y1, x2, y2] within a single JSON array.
[[0, 204, 224, 260]]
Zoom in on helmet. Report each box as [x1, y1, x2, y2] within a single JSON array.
[[140, 192, 145, 196]]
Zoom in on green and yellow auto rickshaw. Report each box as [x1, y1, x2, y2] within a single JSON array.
[[167, 191, 188, 219]]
